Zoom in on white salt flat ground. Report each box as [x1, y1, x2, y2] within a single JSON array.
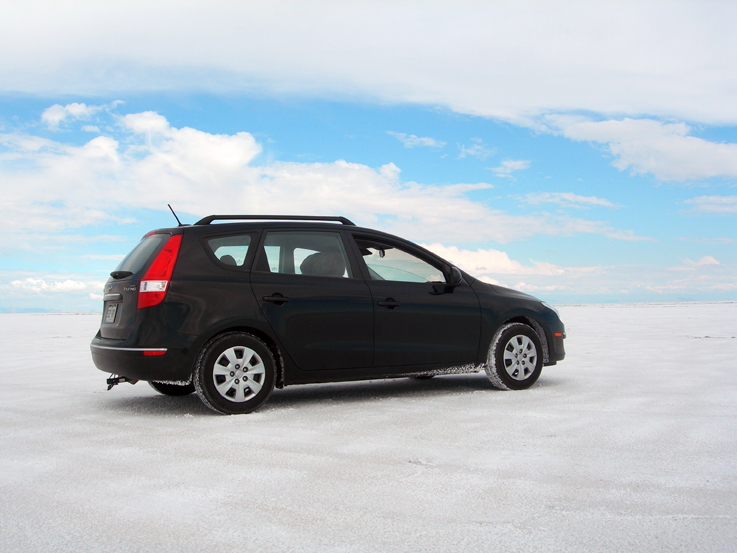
[[1, 303, 736, 552]]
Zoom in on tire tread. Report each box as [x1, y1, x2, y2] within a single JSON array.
[[194, 331, 276, 415], [485, 322, 543, 390]]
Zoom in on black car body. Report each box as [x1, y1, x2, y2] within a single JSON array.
[[91, 215, 565, 414]]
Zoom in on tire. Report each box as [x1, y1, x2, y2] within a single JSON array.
[[148, 381, 196, 396], [485, 323, 543, 390], [194, 332, 276, 415]]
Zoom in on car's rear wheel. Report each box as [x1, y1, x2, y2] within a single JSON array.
[[485, 323, 543, 390], [194, 332, 276, 415], [148, 381, 195, 396]]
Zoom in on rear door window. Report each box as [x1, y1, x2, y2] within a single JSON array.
[[257, 231, 352, 278]]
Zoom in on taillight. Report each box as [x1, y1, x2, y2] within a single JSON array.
[[137, 234, 182, 309]]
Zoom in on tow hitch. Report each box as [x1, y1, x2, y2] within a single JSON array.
[[106, 374, 139, 391]]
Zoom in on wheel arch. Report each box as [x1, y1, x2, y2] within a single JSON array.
[[194, 325, 286, 389], [494, 315, 550, 364]]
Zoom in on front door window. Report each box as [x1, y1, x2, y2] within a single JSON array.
[[360, 243, 446, 283]]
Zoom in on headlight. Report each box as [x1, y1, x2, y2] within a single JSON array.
[[541, 301, 559, 316]]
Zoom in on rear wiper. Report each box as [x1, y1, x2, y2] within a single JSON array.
[[110, 271, 133, 280]]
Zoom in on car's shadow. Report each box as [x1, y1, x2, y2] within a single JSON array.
[[103, 392, 216, 417], [265, 372, 566, 410], [101, 373, 562, 416], [264, 373, 497, 410]]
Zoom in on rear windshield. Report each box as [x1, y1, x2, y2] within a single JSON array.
[[114, 234, 169, 274]]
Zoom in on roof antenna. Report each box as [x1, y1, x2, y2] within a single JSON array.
[[168, 204, 184, 226]]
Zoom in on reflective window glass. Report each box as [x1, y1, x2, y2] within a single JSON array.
[[114, 234, 168, 274], [356, 239, 445, 283], [206, 234, 253, 267], [260, 231, 351, 278]]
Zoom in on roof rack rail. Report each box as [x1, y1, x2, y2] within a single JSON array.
[[194, 215, 356, 226]]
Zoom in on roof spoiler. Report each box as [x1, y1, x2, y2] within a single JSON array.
[[194, 215, 356, 226]]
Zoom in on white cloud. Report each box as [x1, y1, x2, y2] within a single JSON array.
[[677, 237, 735, 244], [0, 133, 60, 154], [2, 5, 736, 195], [696, 256, 721, 266], [643, 259, 735, 294], [669, 256, 721, 271], [41, 103, 103, 128], [6, 233, 128, 253], [463, 261, 737, 300], [493, 262, 737, 300], [457, 139, 494, 160], [422, 243, 564, 276], [1, 270, 109, 310], [710, 282, 737, 291], [11, 277, 102, 293], [513, 283, 568, 293], [478, 276, 501, 285], [490, 159, 530, 178], [387, 132, 445, 149], [2, 3, 736, 125], [0, 110, 649, 246], [551, 117, 737, 181], [120, 111, 171, 135], [521, 192, 617, 209], [413, 246, 700, 300], [83, 254, 126, 261], [684, 195, 737, 214]]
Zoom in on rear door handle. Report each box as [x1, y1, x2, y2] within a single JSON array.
[[263, 294, 290, 305], [378, 298, 401, 309]]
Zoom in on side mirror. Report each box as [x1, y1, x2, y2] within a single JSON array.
[[448, 266, 463, 287], [432, 266, 463, 294]]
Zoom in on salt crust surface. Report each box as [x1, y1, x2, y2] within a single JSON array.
[[1, 304, 736, 552]]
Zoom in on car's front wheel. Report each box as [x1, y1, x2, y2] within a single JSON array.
[[194, 332, 276, 415], [485, 323, 543, 390]]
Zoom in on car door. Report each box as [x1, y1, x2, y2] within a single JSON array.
[[250, 229, 374, 370], [351, 234, 481, 368]]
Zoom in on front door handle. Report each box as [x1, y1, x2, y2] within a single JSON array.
[[378, 298, 401, 309], [263, 294, 290, 305]]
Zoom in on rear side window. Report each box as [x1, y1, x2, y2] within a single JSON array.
[[206, 234, 253, 267], [114, 234, 169, 275]]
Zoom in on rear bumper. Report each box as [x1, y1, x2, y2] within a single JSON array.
[[90, 335, 193, 382]]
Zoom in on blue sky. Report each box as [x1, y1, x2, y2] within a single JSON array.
[[1, 2, 736, 311]]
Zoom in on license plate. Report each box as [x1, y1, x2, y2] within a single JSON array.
[[104, 303, 118, 324]]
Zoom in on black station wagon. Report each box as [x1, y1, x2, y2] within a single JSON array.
[[91, 215, 566, 414]]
